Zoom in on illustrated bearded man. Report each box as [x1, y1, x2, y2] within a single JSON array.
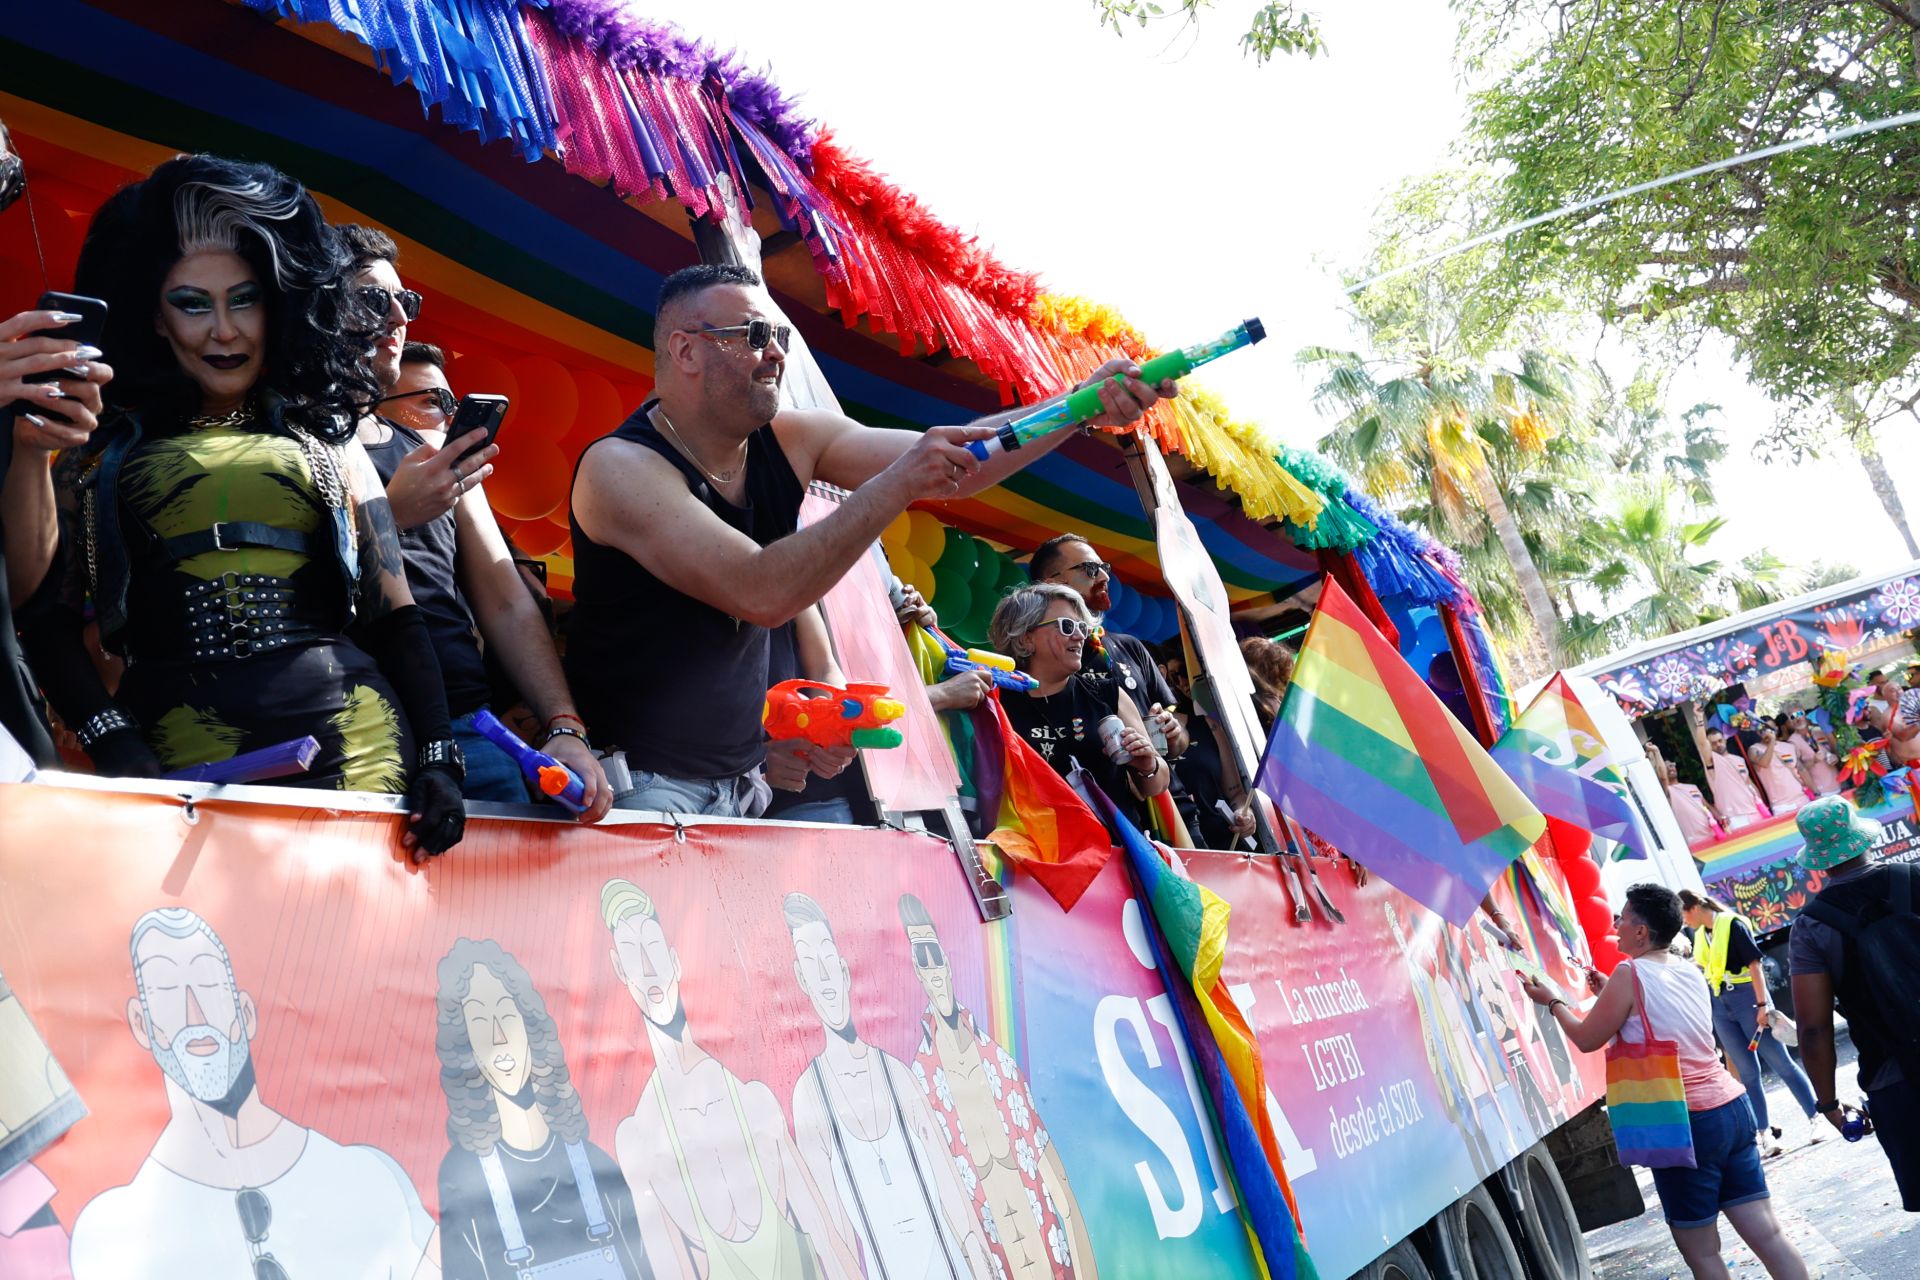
[[435, 937, 647, 1280]]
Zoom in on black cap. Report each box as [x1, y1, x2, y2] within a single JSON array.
[[1243, 317, 1266, 345]]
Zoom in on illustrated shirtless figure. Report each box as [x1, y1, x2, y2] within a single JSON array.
[[601, 879, 862, 1280]]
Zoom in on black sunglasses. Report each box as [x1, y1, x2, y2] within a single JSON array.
[[375, 387, 456, 415], [354, 284, 422, 322], [690, 319, 791, 352], [912, 939, 945, 970], [236, 1187, 291, 1280]]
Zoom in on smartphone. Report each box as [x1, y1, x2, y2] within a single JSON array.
[[450, 393, 509, 464], [24, 292, 109, 385]]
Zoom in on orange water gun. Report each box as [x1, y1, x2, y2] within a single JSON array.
[[764, 680, 905, 750]]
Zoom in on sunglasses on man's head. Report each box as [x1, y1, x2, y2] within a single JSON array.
[[688, 319, 792, 352], [353, 284, 422, 323], [1029, 616, 1092, 641], [375, 387, 455, 415]]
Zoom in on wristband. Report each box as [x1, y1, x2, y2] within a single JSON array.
[[1816, 1099, 1840, 1114], [75, 707, 139, 750], [540, 724, 592, 752], [1548, 998, 1568, 1014], [546, 712, 586, 730]]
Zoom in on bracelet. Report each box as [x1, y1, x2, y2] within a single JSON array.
[[540, 724, 592, 752], [75, 707, 138, 750], [1816, 1098, 1840, 1114], [546, 712, 586, 730], [1548, 998, 1568, 1014]]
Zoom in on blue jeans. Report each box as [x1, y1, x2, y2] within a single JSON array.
[[1710, 980, 1817, 1130], [766, 797, 856, 825], [450, 711, 529, 803], [1650, 1097, 1770, 1228], [613, 766, 770, 818]]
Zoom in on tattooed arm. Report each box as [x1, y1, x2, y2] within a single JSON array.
[[343, 436, 464, 854]]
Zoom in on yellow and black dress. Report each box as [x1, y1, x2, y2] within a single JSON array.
[[113, 414, 411, 791]]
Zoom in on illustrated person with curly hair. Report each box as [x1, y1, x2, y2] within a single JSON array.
[[435, 938, 648, 1280], [16, 154, 465, 854]]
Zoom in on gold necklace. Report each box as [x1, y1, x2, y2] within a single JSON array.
[[655, 405, 746, 487], [188, 407, 256, 430]]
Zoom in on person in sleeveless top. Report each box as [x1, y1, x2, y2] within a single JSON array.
[[567, 264, 1174, 817], [601, 881, 864, 1280], [783, 893, 990, 1280], [338, 221, 610, 818], [1522, 884, 1811, 1280]]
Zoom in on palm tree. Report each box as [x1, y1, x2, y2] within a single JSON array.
[[1305, 346, 1581, 672]]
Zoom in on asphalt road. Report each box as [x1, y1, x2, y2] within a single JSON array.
[[1586, 1039, 1917, 1277]]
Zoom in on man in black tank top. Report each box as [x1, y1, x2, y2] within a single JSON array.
[[344, 228, 611, 820], [569, 263, 1175, 816]]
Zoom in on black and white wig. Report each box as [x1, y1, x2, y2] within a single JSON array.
[[73, 153, 381, 441]]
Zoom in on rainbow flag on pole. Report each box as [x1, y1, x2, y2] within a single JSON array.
[[1087, 783, 1317, 1280], [1491, 675, 1649, 860], [1256, 579, 1546, 926]]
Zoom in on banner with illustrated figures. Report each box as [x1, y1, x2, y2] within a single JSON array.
[[0, 782, 1601, 1280]]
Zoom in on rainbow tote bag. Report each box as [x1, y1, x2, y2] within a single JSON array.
[[1604, 964, 1696, 1168]]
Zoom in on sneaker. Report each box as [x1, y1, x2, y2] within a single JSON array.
[[1758, 1131, 1785, 1158], [1805, 1115, 1825, 1145]]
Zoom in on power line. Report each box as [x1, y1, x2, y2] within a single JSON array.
[[1345, 109, 1920, 295]]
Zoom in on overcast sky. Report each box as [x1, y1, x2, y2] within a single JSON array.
[[642, 0, 1920, 585]]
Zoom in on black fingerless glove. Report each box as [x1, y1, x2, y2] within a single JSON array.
[[407, 763, 466, 856], [88, 726, 163, 778]]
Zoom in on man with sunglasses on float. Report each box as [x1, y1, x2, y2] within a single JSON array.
[[341, 226, 611, 817], [569, 263, 1175, 817]]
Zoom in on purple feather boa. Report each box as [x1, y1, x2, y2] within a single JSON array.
[[542, 0, 817, 164]]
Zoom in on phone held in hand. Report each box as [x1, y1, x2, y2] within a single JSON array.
[[451, 393, 508, 464], [24, 291, 109, 385]]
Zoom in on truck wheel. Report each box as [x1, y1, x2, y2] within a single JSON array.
[[1512, 1141, 1592, 1280], [1445, 1186, 1525, 1280], [1358, 1237, 1433, 1280]]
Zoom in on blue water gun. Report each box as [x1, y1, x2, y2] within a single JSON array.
[[926, 628, 1038, 694], [470, 708, 586, 813], [166, 736, 320, 784], [965, 318, 1264, 460]]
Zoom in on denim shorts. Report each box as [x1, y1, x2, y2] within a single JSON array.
[[1650, 1097, 1769, 1228]]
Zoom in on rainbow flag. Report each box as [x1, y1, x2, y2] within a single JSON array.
[[908, 624, 1113, 910], [1492, 675, 1648, 860], [1087, 783, 1317, 1280], [1256, 579, 1546, 926]]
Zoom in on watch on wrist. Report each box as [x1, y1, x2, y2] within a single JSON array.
[[418, 737, 466, 784], [1816, 1098, 1840, 1114]]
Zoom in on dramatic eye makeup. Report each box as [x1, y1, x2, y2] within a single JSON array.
[[228, 283, 263, 309], [164, 286, 214, 315]]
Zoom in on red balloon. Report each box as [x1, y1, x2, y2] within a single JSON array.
[[487, 438, 569, 522], [506, 356, 579, 442]]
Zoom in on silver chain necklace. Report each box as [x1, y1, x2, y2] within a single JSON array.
[[654, 405, 747, 487]]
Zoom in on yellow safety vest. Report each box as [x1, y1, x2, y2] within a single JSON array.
[[1695, 914, 1754, 995]]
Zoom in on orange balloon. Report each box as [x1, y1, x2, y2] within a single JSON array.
[[506, 356, 579, 442], [564, 369, 626, 460], [486, 437, 569, 521], [507, 516, 569, 556], [446, 350, 520, 408]]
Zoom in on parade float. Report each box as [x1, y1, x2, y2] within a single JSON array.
[[0, 5, 1641, 1278]]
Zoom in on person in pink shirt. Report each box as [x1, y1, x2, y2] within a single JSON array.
[[1706, 729, 1770, 830], [1785, 713, 1841, 796], [1665, 761, 1722, 847], [1749, 724, 1812, 816]]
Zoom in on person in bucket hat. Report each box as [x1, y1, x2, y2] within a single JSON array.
[[1789, 795, 1920, 1210]]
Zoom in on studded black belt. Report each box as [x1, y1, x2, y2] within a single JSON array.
[[167, 572, 333, 662]]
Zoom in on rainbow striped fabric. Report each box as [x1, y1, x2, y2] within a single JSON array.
[[1087, 784, 1317, 1280], [1257, 580, 1547, 926], [1492, 675, 1649, 860], [1604, 967, 1696, 1167]]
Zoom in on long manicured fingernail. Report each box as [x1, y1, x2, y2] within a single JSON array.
[[64, 364, 90, 378], [74, 345, 103, 359], [23, 413, 47, 428], [41, 385, 68, 398], [50, 312, 82, 324]]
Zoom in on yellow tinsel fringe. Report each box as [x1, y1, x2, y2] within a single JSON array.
[[1029, 293, 1325, 527]]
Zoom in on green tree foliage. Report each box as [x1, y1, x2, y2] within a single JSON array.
[[1091, 0, 1323, 62], [1460, 0, 1920, 441]]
